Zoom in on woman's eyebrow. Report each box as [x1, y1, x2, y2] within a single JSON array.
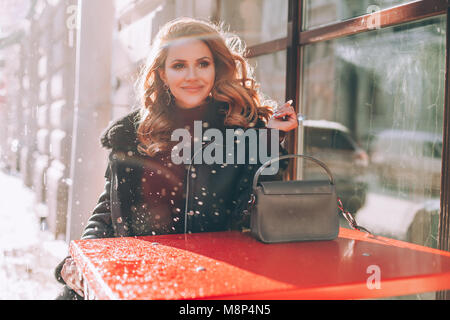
[[169, 56, 213, 63]]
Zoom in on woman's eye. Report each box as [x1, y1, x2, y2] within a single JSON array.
[[199, 61, 210, 68], [172, 63, 184, 70]]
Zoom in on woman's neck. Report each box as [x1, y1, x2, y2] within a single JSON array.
[[172, 98, 212, 130], [173, 97, 211, 111]]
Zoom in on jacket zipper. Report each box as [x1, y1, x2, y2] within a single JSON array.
[[184, 138, 217, 234]]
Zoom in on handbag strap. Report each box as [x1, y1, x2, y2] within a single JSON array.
[[337, 197, 372, 234], [250, 153, 372, 235], [252, 154, 335, 192]]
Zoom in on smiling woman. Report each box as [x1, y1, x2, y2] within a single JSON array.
[[135, 17, 290, 157]]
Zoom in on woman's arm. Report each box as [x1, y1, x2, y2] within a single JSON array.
[[54, 162, 115, 294], [80, 164, 115, 239]]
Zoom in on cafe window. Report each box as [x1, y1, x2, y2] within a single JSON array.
[[218, 0, 289, 46], [300, 16, 445, 254], [281, 1, 450, 300], [297, 4, 446, 252], [248, 50, 287, 105]]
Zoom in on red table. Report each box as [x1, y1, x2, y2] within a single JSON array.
[[69, 228, 450, 300]]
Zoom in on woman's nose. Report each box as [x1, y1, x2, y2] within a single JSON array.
[[185, 66, 197, 79]]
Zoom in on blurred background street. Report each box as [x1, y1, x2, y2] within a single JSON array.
[[0, 168, 67, 299]]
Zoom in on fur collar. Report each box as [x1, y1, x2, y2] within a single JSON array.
[[100, 109, 141, 151], [99, 102, 267, 152]]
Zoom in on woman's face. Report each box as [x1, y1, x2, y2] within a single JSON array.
[[159, 39, 215, 109]]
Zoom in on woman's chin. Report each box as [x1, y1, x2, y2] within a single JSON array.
[[175, 97, 209, 109]]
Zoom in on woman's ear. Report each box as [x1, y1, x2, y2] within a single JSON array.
[[158, 68, 167, 85]]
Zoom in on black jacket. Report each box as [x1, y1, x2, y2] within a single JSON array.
[[55, 101, 287, 284]]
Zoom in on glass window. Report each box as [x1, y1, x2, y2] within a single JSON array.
[[115, 0, 136, 14], [219, 0, 288, 46], [305, 127, 354, 151], [117, 12, 154, 63], [299, 16, 446, 249], [248, 50, 287, 105], [303, 0, 416, 30]]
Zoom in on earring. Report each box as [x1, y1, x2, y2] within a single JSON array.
[[206, 92, 213, 103], [163, 83, 172, 105]]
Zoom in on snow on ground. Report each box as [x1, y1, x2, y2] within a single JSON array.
[[0, 170, 68, 300]]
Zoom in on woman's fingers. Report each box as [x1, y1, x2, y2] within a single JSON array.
[[273, 100, 295, 119], [61, 257, 85, 297], [268, 105, 298, 131], [271, 101, 298, 131]]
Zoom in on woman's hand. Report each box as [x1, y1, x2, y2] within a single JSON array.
[[61, 257, 85, 297], [267, 100, 298, 132]]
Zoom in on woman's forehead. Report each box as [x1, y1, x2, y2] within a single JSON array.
[[165, 39, 213, 63]]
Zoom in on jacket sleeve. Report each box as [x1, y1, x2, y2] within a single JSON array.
[[80, 162, 115, 240], [54, 163, 115, 285]]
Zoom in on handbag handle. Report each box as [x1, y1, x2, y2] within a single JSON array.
[[250, 154, 372, 235], [252, 154, 335, 192]]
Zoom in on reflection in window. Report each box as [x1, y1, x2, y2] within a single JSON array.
[[219, 0, 288, 46], [299, 17, 446, 250], [300, 120, 369, 214], [303, 0, 416, 30], [305, 128, 355, 150]]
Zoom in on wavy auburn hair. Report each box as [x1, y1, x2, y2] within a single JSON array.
[[135, 17, 275, 157]]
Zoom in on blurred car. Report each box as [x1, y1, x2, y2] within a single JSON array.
[[299, 120, 369, 213], [370, 129, 442, 195]]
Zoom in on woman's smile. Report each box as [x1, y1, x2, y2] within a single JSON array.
[[182, 85, 204, 93]]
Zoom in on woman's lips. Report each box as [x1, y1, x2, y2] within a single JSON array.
[[182, 86, 203, 93]]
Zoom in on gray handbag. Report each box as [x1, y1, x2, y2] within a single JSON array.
[[248, 154, 370, 243]]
